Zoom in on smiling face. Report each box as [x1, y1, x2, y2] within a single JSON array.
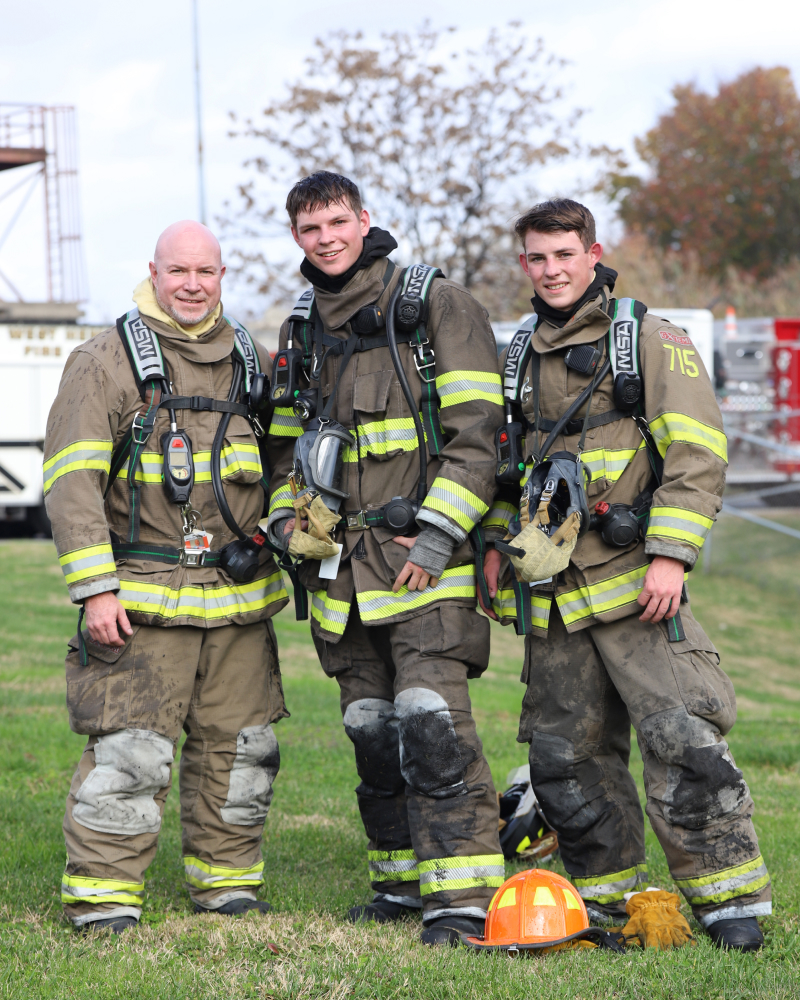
[[149, 221, 225, 326], [519, 230, 603, 311], [291, 200, 370, 276]]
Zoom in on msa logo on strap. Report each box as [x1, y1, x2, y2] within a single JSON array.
[[503, 314, 538, 400], [609, 298, 640, 376], [123, 309, 166, 382], [225, 316, 261, 393], [403, 263, 438, 300], [290, 288, 315, 322]]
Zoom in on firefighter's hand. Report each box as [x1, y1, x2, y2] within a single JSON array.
[[638, 556, 685, 623], [282, 518, 309, 534], [479, 548, 501, 620], [84, 591, 133, 648], [392, 536, 439, 592]]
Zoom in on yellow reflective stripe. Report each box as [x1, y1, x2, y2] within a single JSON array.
[[422, 478, 489, 532], [418, 854, 505, 896], [368, 849, 417, 862], [556, 564, 649, 627], [436, 370, 503, 408], [269, 407, 303, 438], [674, 855, 770, 905], [310, 590, 351, 635], [349, 417, 423, 460], [184, 856, 264, 890], [61, 874, 144, 906], [43, 440, 112, 493], [117, 570, 287, 621], [218, 443, 262, 477], [117, 445, 261, 484], [482, 500, 517, 530], [573, 865, 648, 903], [368, 849, 419, 882], [59, 543, 116, 585], [649, 412, 727, 462], [269, 483, 295, 515], [117, 451, 163, 483], [647, 505, 714, 548], [580, 444, 643, 484], [357, 566, 475, 622]]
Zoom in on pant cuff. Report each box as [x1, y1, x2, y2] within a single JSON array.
[[68, 906, 141, 928], [193, 890, 257, 911], [374, 892, 422, 908], [699, 901, 773, 927], [421, 906, 487, 925]]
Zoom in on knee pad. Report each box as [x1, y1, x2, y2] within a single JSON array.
[[220, 724, 280, 827], [528, 731, 599, 834], [343, 698, 403, 797], [394, 688, 466, 798], [72, 729, 173, 835], [639, 706, 748, 830]]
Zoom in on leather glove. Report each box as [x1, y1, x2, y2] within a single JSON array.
[[507, 508, 580, 583], [621, 890, 695, 949], [288, 494, 340, 560]]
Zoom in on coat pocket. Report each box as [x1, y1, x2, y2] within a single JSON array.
[[219, 429, 263, 485]]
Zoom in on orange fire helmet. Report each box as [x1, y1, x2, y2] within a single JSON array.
[[462, 869, 623, 953]]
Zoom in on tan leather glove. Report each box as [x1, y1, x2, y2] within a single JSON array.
[[287, 494, 340, 560], [507, 508, 580, 583], [621, 890, 695, 949]]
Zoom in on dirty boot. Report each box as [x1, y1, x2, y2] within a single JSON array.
[[196, 899, 271, 916], [348, 898, 417, 924], [706, 917, 764, 952], [420, 915, 485, 946], [79, 915, 138, 935]]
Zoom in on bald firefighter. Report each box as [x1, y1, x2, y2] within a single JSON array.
[[481, 199, 770, 952], [45, 222, 288, 932], [265, 172, 504, 946]]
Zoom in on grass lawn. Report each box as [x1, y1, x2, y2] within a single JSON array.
[[1, 522, 799, 999]]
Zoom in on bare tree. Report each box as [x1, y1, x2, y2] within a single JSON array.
[[223, 23, 584, 318]]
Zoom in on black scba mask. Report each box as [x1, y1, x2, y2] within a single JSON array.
[[522, 452, 591, 538]]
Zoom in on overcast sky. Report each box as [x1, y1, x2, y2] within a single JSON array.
[[2, 0, 799, 324]]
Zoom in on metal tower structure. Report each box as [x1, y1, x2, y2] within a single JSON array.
[[0, 103, 88, 304]]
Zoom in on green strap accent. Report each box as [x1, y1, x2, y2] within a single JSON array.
[[414, 327, 445, 456]]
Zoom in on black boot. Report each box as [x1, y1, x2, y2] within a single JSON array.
[[585, 901, 628, 927], [348, 898, 417, 924], [195, 899, 271, 916], [707, 917, 764, 952], [79, 915, 138, 934], [420, 915, 485, 946]]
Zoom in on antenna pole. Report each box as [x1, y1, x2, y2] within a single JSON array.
[[192, 0, 206, 225]]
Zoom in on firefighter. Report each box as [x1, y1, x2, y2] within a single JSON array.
[[265, 172, 504, 946], [45, 221, 289, 933], [481, 199, 770, 952]]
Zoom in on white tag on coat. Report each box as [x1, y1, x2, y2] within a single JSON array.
[[318, 543, 343, 580]]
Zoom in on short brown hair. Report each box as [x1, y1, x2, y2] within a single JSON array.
[[286, 171, 362, 227], [514, 199, 596, 250]]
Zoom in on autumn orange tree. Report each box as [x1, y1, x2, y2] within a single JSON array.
[[225, 23, 582, 313], [606, 67, 800, 279]]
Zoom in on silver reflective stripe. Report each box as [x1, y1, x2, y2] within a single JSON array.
[[69, 907, 141, 928], [61, 882, 144, 901], [194, 890, 257, 910], [424, 484, 484, 524], [576, 874, 640, 899], [419, 864, 505, 886], [648, 514, 711, 541], [60, 548, 116, 579], [357, 571, 474, 615], [557, 570, 646, 619], [311, 592, 350, 626], [422, 906, 488, 924], [183, 863, 263, 887], [369, 858, 419, 874], [374, 893, 422, 909], [436, 376, 502, 399], [118, 575, 285, 615], [680, 863, 770, 900], [699, 901, 773, 927]]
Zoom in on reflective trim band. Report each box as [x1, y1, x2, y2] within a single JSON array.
[[674, 856, 770, 906], [580, 444, 642, 484], [117, 444, 261, 484], [357, 566, 475, 623], [59, 543, 117, 585], [649, 412, 728, 462], [556, 564, 649, 627], [184, 856, 264, 890], [351, 417, 422, 460], [491, 589, 550, 630], [573, 865, 648, 904], [61, 874, 145, 907], [418, 854, 505, 896], [436, 370, 504, 408], [422, 905, 488, 923], [482, 500, 518, 531], [369, 849, 419, 883], [699, 901, 773, 927], [118, 570, 287, 621], [310, 590, 351, 635], [374, 893, 423, 908], [43, 440, 112, 494], [647, 506, 714, 548], [116, 451, 163, 483], [269, 483, 295, 516], [268, 407, 304, 438], [422, 478, 489, 533]]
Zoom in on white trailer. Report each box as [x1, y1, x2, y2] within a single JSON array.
[[0, 322, 104, 534]]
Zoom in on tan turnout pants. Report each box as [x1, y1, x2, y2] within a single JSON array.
[[519, 602, 772, 929], [61, 620, 287, 927]]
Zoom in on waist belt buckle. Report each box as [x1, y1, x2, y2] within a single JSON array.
[[182, 550, 206, 567], [346, 511, 368, 530]]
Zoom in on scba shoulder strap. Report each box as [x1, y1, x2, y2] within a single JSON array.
[[502, 314, 538, 405]]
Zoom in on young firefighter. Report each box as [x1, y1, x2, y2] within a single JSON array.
[[45, 222, 288, 932], [481, 199, 770, 952], [265, 172, 504, 946]]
